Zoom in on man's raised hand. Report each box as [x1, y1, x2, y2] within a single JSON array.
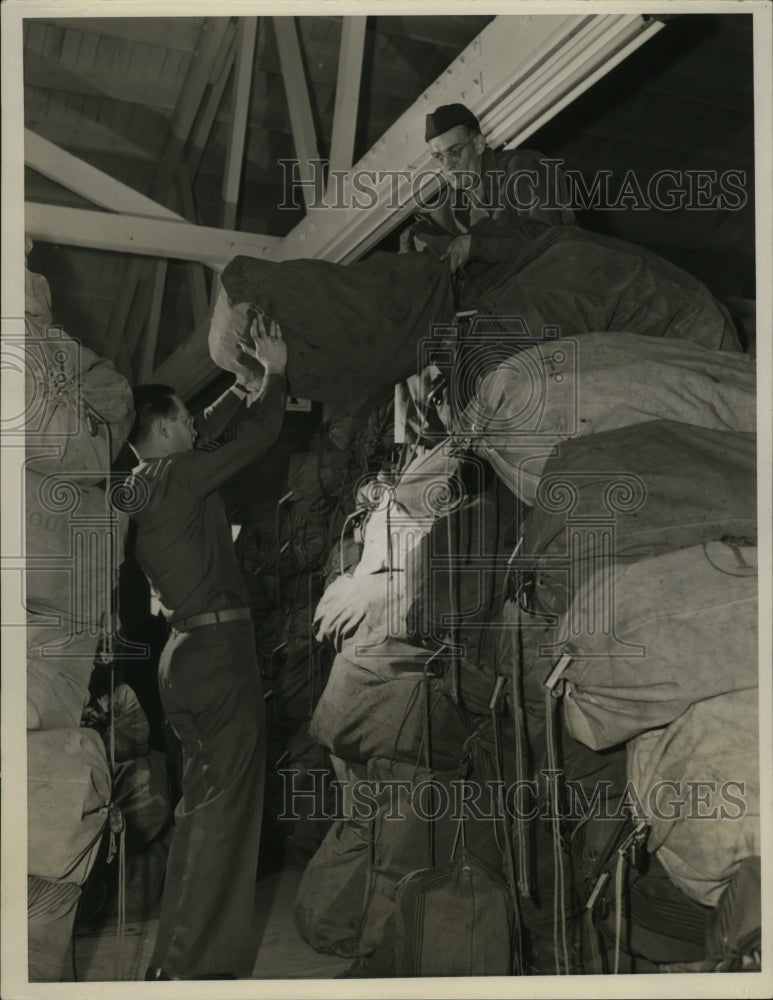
[[250, 312, 287, 375]]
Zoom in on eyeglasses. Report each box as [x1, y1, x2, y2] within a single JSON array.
[[170, 414, 196, 431], [430, 136, 476, 165]]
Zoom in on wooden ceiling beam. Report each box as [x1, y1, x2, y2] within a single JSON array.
[[24, 128, 183, 219], [152, 18, 232, 201], [25, 203, 281, 270], [101, 18, 231, 370], [189, 26, 238, 178], [175, 164, 211, 326], [23, 49, 182, 113], [272, 17, 320, 209], [42, 17, 203, 52], [25, 168, 96, 209], [24, 109, 161, 162], [221, 17, 258, 231], [136, 260, 169, 383], [327, 16, 367, 182]]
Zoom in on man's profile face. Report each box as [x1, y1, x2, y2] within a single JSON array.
[[428, 124, 485, 186], [164, 395, 197, 453]]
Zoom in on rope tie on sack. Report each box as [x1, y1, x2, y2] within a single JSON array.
[[544, 653, 573, 975], [490, 676, 523, 975], [102, 645, 126, 980], [611, 818, 649, 975], [613, 848, 625, 975], [509, 602, 531, 899]]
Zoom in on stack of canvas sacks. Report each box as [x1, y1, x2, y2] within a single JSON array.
[[23, 240, 134, 981], [466, 332, 758, 970], [295, 441, 520, 969]]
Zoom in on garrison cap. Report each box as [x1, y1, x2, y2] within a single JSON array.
[[424, 103, 480, 141]]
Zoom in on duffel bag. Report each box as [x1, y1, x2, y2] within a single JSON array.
[[394, 849, 515, 976]]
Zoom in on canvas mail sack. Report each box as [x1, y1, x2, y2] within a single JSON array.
[[211, 250, 454, 401], [458, 223, 740, 352], [521, 419, 757, 617], [25, 256, 134, 483], [454, 332, 755, 504], [554, 541, 758, 750], [28, 727, 112, 885], [627, 687, 759, 909]]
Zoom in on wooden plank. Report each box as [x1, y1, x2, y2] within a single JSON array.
[[136, 260, 169, 383], [101, 18, 229, 366], [151, 17, 230, 199], [188, 27, 237, 177], [43, 17, 203, 52], [151, 13, 669, 397], [24, 116, 160, 162], [177, 163, 211, 325], [221, 17, 258, 230], [25, 203, 281, 270], [327, 17, 367, 183], [272, 16, 320, 209], [25, 168, 95, 209], [25, 129, 184, 219], [121, 266, 157, 378], [22, 49, 182, 112]]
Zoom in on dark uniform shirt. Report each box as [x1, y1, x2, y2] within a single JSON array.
[[128, 375, 286, 623], [401, 146, 575, 264]]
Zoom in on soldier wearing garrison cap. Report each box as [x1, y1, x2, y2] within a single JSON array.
[[401, 102, 575, 274]]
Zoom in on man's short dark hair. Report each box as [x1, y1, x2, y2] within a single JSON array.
[[129, 383, 178, 445]]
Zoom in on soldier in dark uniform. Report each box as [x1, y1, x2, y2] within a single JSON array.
[[127, 317, 287, 980]]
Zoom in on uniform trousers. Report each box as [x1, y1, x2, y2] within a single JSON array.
[[149, 618, 265, 977]]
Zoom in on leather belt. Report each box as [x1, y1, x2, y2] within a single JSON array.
[[171, 607, 251, 633]]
